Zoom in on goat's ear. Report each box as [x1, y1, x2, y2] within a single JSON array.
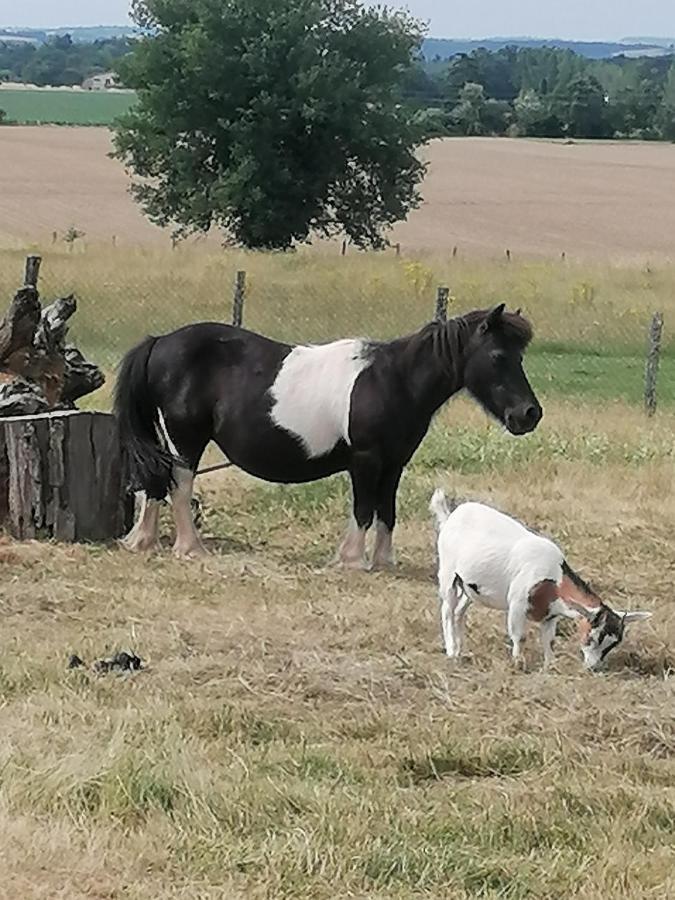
[[480, 303, 506, 333], [514, 307, 522, 317], [620, 610, 653, 625], [566, 600, 602, 623]]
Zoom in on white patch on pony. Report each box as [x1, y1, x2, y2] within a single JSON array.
[[157, 409, 179, 458], [270, 339, 370, 458]]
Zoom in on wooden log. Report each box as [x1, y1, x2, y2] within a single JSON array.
[[61, 347, 105, 406], [24, 255, 42, 288], [0, 379, 49, 417], [0, 286, 42, 366], [0, 410, 133, 542], [34, 295, 77, 353]]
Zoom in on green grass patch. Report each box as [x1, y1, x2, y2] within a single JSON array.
[[529, 345, 675, 406], [0, 88, 135, 125]]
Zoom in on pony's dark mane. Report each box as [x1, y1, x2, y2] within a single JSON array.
[[363, 307, 535, 401], [401, 307, 534, 383]]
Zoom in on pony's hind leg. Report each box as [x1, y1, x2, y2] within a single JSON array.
[[160, 413, 210, 560], [170, 466, 208, 559], [121, 492, 161, 553]]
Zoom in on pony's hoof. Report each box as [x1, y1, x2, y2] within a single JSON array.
[[118, 537, 159, 554], [172, 543, 208, 560], [335, 556, 370, 572], [370, 557, 396, 572]]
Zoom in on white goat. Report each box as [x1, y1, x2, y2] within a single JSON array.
[[430, 490, 652, 670]]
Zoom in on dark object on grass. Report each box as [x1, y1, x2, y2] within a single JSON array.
[[93, 651, 143, 674], [68, 651, 143, 674]]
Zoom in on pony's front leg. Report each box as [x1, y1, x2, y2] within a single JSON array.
[[170, 467, 208, 559], [337, 452, 380, 570], [372, 465, 403, 570]]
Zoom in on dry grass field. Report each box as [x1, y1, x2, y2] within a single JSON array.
[[2, 127, 675, 260], [0, 400, 674, 899], [1, 130, 675, 898]]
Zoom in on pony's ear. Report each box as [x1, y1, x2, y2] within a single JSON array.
[[480, 303, 506, 333], [514, 307, 522, 317], [620, 610, 653, 625]]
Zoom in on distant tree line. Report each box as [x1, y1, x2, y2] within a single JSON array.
[[4, 32, 675, 143], [0, 35, 132, 87], [403, 47, 675, 140]]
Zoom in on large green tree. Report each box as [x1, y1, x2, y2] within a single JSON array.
[[113, 0, 427, 250]]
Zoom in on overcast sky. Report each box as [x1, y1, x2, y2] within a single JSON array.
[[1, 1, 673, 41]]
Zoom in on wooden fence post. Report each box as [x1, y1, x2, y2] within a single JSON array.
[[505, 249, 511, 263], [395, 242, 401, 258], [435, 286, 449, 323], [645, 312, 664, 416], [233, 270, 246, 327], [341, 239, 347, 257], [24, 255, 41, 288]]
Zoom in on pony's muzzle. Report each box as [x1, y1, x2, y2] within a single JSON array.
[[505, 403, 542, 435]]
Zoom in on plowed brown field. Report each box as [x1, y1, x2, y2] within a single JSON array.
[[2, 126, 675, 260]]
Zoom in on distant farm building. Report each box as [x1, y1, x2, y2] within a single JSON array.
[[83, 72, 119, 91]]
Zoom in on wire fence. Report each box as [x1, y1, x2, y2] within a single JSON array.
[[2, 246, 672, 415]]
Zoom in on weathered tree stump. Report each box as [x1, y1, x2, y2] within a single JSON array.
[[0, 256, 105, 417], [0, 410, 133, 542]]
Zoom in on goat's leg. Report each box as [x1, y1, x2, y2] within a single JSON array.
[[453, 592, 472, 658], [439, 577, 461, 658], [539, 617, 558, 669], [507, 598, 529, 668]]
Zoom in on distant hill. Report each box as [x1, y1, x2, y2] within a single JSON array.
[[624, 36, 675, 48], [2, 26, 673, 60], [0, 26, 141, 44], [422, 37, 674, 61]]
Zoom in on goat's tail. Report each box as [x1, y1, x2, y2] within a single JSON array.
[[429, 488, 460, 530], [114, 335, 176, 500]]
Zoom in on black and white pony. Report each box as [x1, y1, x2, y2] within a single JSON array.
[[114, 304, 542, 569]]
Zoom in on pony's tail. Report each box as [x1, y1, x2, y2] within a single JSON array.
[[429, 488, 460, 530], [114, 335, 175, 500]]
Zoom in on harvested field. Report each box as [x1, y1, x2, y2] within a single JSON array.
[[2, 127, 675, 260]]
